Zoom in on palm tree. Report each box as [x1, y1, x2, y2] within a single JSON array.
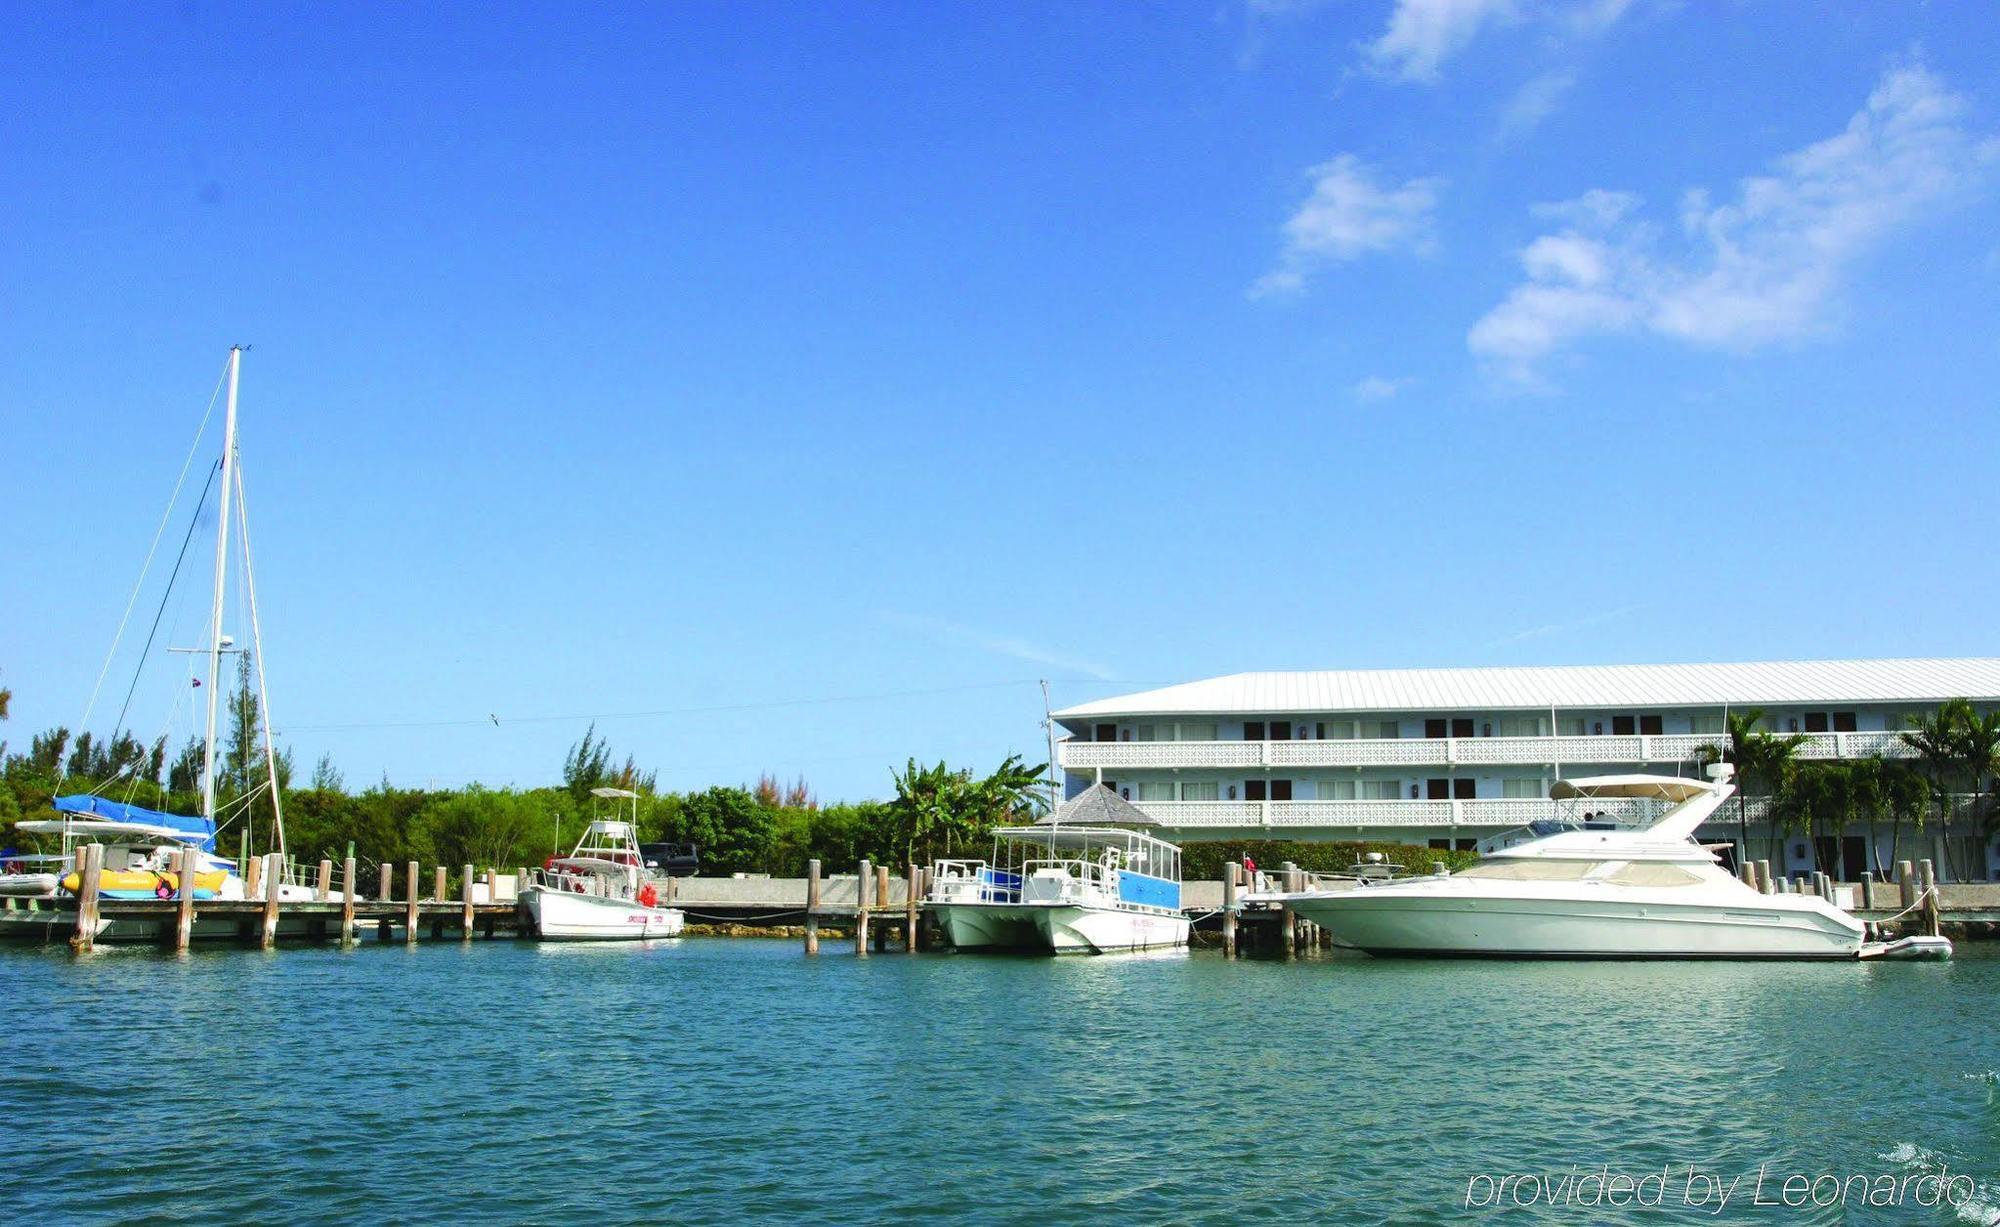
[[1695, 709, 1769, 862], [1902, 700, 1970, 880], [1955, 707, 2000, 880]]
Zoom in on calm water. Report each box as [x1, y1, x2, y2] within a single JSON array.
[[2, 938, 1996, 1225]]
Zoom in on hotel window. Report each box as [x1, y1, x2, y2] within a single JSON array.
[[1318, 720, 1356, 739], [1136, 724, 1156, 742], [1094, 723, 1116, 743], [1243, 721, 1265, 741], [1269, 721, 1292, 741], [1244, 780, 1266, 801], [1181, 722, 1216, 741], [1804, 712, 1829, 733], [1361, 780, 1401, 800], [1451, 718, 1474, 738], [1690, 714, 1725, 735], [1424, 718, 1447, 739], [1361, 720, 1399, 739], [1833, 712, 1857, 732], [1612, 715, 1636, 736], [1558, 717, 1587, 736], [1426, 778, 1451, 800], [1497, 716, 1545, 737], [1319, 779, 1356, 801], [1639, 715, 1663, 736], [1135, 781, 1177, 802], [1503, 779, 1546, 799], [1269, 780, 1293, 800], [1180, 781, 1220, 802]]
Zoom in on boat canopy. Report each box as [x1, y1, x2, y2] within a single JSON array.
[[52, 795, 216, 851], [590, 787, 640, 799], [1549, 775, 1715, 803]]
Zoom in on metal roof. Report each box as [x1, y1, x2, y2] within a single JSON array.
[[1052, 658, 2000, 719]]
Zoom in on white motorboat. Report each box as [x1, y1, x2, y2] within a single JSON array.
[[1277, 765, 1951, 961], [928, 785, 1190, 954], [518, 790, 685, 941]]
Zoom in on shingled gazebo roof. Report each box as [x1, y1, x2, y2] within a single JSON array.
[[1037, 784, 1160, 828]]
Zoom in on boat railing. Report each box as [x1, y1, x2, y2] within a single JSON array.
[[1020, 858, 1119, 907], [530, 865, 631, 900]]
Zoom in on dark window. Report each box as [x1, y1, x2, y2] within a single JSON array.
[[1804, 712, 1829, 733], [1455, 839, 1477, 852], [1426, 778, 1451, 800], [1094, 724, 1116, 743], [1841, 836, 1867, 881], [1244, 780, 1267, 801], [1243, 721, 1265, 741], [1270, 780, 1292, 801], [1314, 722, 1327, 739], [1424, 718, 1448, 739], [1453, 779, 1475, 800], [1612, 715, 1636, 736], [1428, 838, 1450, 850], [1833, 712, 1857, 733], [1639, 715, 1663, 736], [1451, 718, 1475, 739], [1269, 721, 1292, 741]]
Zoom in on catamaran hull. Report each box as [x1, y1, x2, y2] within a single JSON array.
[[1287, 892, 1863, 959], [931, 904, 1042, 951], [520, 887, 684, 940], [1032, 905, 1190, 955]]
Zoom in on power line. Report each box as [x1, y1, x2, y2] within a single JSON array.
[[278, 676, 1148, 735]]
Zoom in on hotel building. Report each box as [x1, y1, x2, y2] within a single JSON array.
[[1052, 658, 2000, 881]]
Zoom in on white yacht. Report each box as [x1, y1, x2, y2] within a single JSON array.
[[1277, 765, 1949, 960], [927, 785, 1190, 954], [518, 789, 686, 940]]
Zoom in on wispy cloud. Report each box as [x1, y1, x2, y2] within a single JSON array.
[[1363, 0, 1519, 84], [1253, 154, 1442, 297], [1487, 602, 1648, 648], [1495, 70, 1577, 143], [882, 613, 1115, 680], [1469, 64, 1998, 382], [1354, 374, 1413, 401]]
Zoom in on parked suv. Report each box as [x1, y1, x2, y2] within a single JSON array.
[[639, 842, 699, 877]]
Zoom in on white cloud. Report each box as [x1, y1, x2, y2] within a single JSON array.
[[1496, 70, 1577, 142], [1355, 375, 1413, 401], [1469, 65, 1996, 380], [882, 613, 1115, 681], [1253, 154, 1442, 296], [1365, 0, 1518, 84]]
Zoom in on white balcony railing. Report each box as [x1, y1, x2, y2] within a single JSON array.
[[1129, 795, 1774, 831], [1059, 730, 1914, 773]]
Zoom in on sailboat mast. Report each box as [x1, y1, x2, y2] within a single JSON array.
[[1041, 679, 1059, 815], [199, 346, 242, 828]]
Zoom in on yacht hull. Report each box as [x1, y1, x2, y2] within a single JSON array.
[[1288, 891, 1863, 959], [521, 887, 685, 940]]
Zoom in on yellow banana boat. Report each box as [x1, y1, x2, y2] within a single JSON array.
[[60, 868, 230, 900]]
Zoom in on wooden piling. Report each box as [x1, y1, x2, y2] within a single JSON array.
[[260, 853, 281, 948], [485, 868, 498, 902], [434, 866, 447, 904], [1898, 860, 1916, 909], [804, 859, 821, 955], [341, 856, 357, 945], [405, 861, 420, 943], [1918, 860, 1940, 937], [1738, 862, 1757, 889], [461, 864, 476, 939], [1860, 871, 1874, 910], [855, 859, 871, 957], [1280, 862, 1298, 957], [1754, 860, 1772, 895], [173, 846, 196, 951], [905, 860, 919, 952], [245, 853, 264, 900], [1222, 861, 1238, 957], [70, 844, 103, 954], [316, 859, 332, 901], [379, 862, 394, 903]]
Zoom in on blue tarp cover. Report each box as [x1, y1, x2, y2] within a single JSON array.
[[53, 795, 217, 852]]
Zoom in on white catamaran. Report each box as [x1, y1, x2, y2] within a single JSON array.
[[927, 785, 1190, 954]]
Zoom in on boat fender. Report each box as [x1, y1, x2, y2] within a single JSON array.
[[637, 883, 658, 908]]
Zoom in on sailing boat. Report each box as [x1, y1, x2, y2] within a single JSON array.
[[4, 349, 324, 940]]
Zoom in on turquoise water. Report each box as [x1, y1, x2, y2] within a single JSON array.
[[2, 939, 1996, 1224]]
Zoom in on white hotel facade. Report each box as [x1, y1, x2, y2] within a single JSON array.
[[1052, 658, 2000, 881]]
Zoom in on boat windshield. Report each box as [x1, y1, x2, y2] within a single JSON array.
[[1455, 859, 1607, 881]]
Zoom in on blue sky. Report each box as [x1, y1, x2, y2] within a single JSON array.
[[3, 2, 1996, 800]]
